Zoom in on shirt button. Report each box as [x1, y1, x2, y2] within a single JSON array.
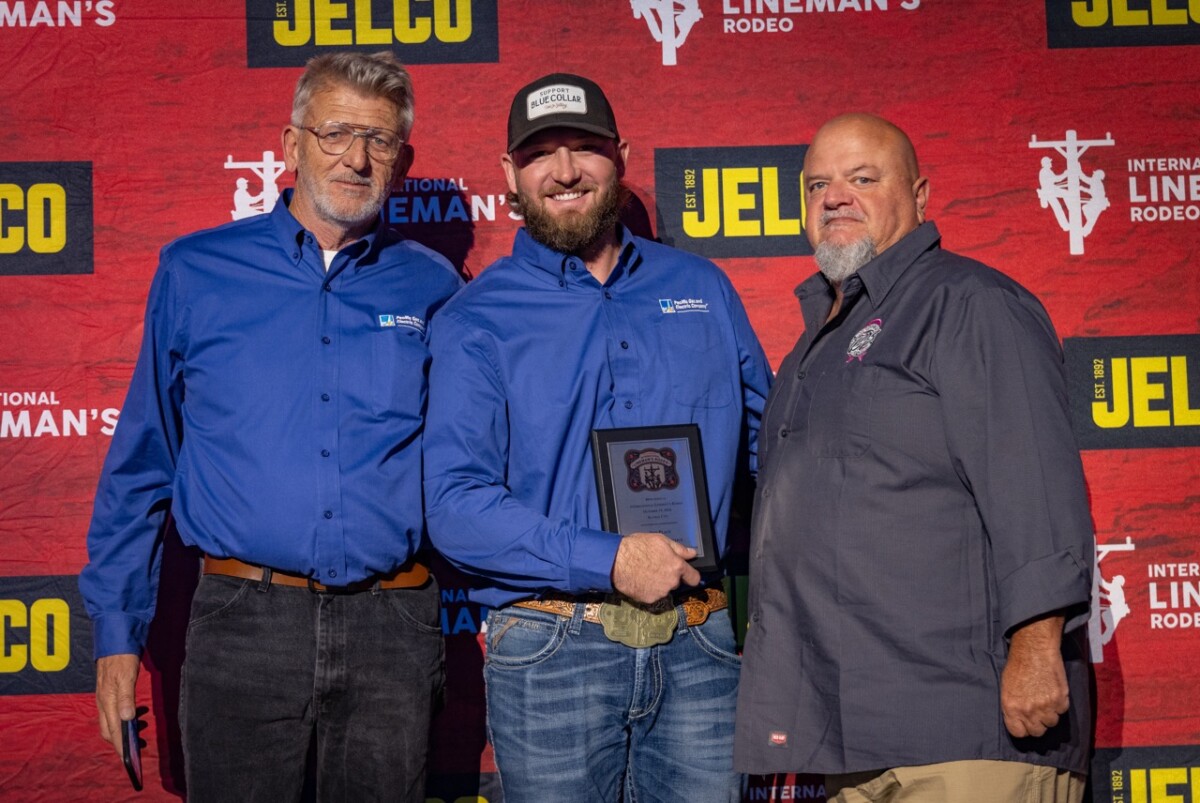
[[322, 336, 331, 345], [559, 280, 566, 288], [750, 612, 761, 623], [620, 341, 629, 349], [323, 510, 333, 519], [779, 427, 790, 438], [624, 401, 633, 409], [604, 291, 612, 300], [321, 449, 330, 457], [324, 284, 332, 292], [292, 252, 300, 259], [321, 393, 330, 402], [797, 370, 806, 380], [328, 569, 337, 578], [762, 488, 771, 499]]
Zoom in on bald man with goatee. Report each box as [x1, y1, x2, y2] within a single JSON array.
[[733, 114, 1094, 802]]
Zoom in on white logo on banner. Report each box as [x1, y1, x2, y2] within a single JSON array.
[[224, 151, 286, 220], [1089, 537, 1135, 664], [631, 0, 702, 66], [1029, 130, 1115, 255]]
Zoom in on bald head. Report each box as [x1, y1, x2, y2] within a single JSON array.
[[803, 113, 929, 277]]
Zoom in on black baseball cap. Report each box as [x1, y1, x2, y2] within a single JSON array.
[[507, 73, 619, 152]]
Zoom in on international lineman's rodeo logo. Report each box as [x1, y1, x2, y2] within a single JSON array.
[[225, 151, 287, 220], [625, 448, 681, 492], [1029, 130, 1114, 255], [631, 0, 702, 66], [1089, 537, 1134, 664]]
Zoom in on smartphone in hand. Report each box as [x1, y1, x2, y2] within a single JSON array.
[[121, 718, 142, 791]]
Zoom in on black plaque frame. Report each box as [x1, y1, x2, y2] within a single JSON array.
[[591, 424, 718, 573]]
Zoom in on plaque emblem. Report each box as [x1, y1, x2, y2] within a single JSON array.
[[624, 448, 680, 492]]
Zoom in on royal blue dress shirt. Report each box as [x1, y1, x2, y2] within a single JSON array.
[[423, 227, 772, 609], [80, 190, 462, 658]]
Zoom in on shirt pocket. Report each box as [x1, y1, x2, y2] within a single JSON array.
[[655, 316, 734, 409], [370, 328, 430, 419], [805, 364, 878, 457]]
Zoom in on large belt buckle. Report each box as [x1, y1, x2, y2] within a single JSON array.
[[598, 593, 678, 648]]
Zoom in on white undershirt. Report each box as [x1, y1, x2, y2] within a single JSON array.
[[322, 250, 337, 272]]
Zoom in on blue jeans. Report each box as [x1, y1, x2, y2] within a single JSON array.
[[180, 573, 444, 802], [484, 603, 743, 803]]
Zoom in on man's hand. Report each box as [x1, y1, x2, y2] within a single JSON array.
[[95, 653, 140, 754], [611, 533, 700, 605], [1000, 615, 1069, 738]]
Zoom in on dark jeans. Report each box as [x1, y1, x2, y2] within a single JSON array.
[[180, 573, 444, 802]]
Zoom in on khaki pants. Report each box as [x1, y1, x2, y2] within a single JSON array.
[[826, 760, 1086, 803]]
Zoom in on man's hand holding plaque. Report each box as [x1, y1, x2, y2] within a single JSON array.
[[611, 532, 700, 605]]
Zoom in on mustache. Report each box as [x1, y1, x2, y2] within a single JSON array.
[[331, 174, 373, 186], [542, 183, 598, 198], [821, 209, 866, 224]]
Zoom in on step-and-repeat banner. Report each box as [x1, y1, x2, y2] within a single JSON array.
[[1, 1, 1197, 800]]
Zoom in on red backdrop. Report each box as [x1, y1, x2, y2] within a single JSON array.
[[1, 1, 1198, 800]]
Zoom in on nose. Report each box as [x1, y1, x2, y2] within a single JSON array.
[[548, 146, 581, 185], [340, 136, 371, 172], [823, 178, 852, 208]]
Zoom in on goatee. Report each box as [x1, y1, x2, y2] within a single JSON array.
[[814, 236, 877, 285]]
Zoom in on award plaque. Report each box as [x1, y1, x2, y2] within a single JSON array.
[[591, 424, 718, 573]]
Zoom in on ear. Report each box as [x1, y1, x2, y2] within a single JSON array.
[[913, 175, 930, 222], [500, 152, 518, 196], [614, 139, 630, 179], [282, 125, 301, 172], [390, 143, 414, 190]]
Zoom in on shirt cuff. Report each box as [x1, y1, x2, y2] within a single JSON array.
[[567, 527, 624, 594], [999, 548, 1091, 638], [92, 613, 149, 660]]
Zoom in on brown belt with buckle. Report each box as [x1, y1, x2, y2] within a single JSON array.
[[202, 555, 429, 593], [513, 586, 726, 627]]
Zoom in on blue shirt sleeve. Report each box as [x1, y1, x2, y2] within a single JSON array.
[[423, 308, 622, 596], [722, 275, 772, 480], [79, 253, 185, 658]]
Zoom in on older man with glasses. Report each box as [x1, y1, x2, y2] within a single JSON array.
[[80, 51, 460, 801]]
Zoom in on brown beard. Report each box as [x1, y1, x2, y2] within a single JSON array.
[[514, 178, 626, 256]]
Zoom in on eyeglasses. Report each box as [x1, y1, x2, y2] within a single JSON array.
[[301, 121, 404, 161]]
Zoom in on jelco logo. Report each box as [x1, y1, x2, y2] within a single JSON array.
[[246, 0, 499, 67], [0, 162, 93, 277], [654, 145, 812, 259], [1046, 0, 1200, 48], [0, 576, 94, 695], [1064, 335, 1200, 449]]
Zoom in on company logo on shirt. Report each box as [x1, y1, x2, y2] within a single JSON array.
[[378, 313, 426, 335], [659, 297, 709, 314], [654, 145, 812, 259], [1046, 0, 1200, 48], [0, 576, 94, 695], [246, 0, 500, 67], [0, 162, 93, 276], [1029, 130, 1114, 256], [1063, 335, 1200, 449], [845, 318, 882, 362]]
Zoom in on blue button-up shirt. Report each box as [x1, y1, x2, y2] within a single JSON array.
[[423, 227, 772, 609], [80, 190, 462, 658]]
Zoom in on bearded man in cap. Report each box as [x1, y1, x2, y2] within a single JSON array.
[[423, 73, 772, 802]]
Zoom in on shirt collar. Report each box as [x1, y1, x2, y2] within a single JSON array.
[[511, 225, 642, 287], [794, 221, 942, 324], [269, 187, 389, 271]]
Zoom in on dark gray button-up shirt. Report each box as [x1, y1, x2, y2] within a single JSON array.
[[734, 222, 1093, 775]]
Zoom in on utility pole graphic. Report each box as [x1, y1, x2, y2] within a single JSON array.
[[631, 0, 702, 66], [1029, 130, 1115, 255]]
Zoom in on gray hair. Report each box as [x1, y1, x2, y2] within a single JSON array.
[[291, 51, 414, 138]]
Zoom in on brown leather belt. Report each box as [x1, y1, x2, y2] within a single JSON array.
[[513, 587, 726, 627], [202, 555, 429, 593]]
